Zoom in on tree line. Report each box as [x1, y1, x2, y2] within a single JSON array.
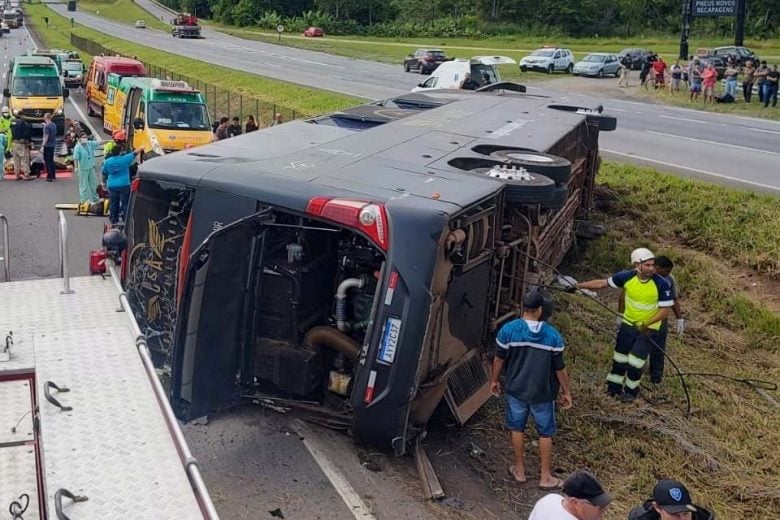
[[160, 0, 779, 38]]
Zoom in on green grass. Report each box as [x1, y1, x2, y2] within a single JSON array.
[[25, 3, 359, 122], [77, 0, 170, 32], [596, 162, 780, 275]]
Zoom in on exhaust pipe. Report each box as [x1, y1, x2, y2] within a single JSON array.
[[335, 277, 364, 332], [303, 326, 360, 361]]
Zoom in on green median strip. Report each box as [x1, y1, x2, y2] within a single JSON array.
[[76, 0, 170, 32], [24, 2, 360, 121]]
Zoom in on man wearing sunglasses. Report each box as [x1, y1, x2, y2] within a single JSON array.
[[628, 479, 715, 520], [529, 470, 612, 519]]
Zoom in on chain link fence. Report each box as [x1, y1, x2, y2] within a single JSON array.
[[70, 34, 300, 127]]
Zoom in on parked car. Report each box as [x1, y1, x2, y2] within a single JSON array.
[[404, 49, 448, 74], [573, 53, 621, 77], [1, 22, 9, 34], [135, 19, 146, 29], [61, 58, 86, 88], [712, 45, 759, 66], [519, 47, 574, 74], [618, 48, 651, 70], [303, 26, 324, 37]]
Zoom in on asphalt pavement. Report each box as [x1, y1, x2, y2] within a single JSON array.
[[48, 0, 780, 194]]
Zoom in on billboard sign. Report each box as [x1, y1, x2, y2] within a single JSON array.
[[692, 0, 738, 17]]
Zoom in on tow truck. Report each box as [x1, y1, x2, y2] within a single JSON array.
[[171, 13, 201, 39], [0, 213, 219, 519]]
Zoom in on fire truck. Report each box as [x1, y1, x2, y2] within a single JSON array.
[[171, 13, 201, 39]]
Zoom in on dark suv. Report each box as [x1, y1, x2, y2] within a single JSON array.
[[712, 45, 759, 66], [404, 48, 448, 74], [124, 90, 616, 455]]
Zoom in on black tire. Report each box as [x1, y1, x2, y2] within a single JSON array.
[[566, 63, 573, 74], [548, 64, 554, 75], [470, 166, 555, 205], [404, 63, 410, 72], [520, 65, 527, 72], [598, 69, 604, 78], [490, 149, 572, 184], [541, 185, 569, 209], [87, 98, 95, 117]]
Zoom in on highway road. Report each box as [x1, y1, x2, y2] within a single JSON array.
[[47, 0, 780, 194]]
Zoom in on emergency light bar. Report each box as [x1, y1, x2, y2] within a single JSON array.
[[150, 79, 194, 92]]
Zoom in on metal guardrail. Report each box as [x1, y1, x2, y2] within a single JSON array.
[[107, 262, 220, 520], [57, 210, 74, 294], [0, 213, 9, 282]]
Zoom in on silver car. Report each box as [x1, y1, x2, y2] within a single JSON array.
[[573, 53, 621, 77]]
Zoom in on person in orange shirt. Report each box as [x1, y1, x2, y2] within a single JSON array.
[[701, 63, 718, 104]]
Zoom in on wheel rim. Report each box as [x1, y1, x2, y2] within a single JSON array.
[[505, 153, 554, 163]]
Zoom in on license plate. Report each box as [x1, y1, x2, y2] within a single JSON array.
[[377, 317, 402, 365], [31, 123, 43, 129]]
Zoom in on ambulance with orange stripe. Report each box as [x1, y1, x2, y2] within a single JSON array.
[[103, 75, 213, 156]]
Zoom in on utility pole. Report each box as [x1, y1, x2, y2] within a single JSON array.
[[679, 0, 692, 60], [735, 0, 746, 45]]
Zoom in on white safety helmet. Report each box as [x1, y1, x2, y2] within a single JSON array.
[[630, 247, 655, 265], [1, 106, 9, 115]]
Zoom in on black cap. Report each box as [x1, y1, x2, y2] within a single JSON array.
[[563, 471, 613, 507], [522, 289, 545, 309], [653, 479, 697, 514]]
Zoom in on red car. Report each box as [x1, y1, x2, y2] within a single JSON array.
[[303, 26, 324, 37]]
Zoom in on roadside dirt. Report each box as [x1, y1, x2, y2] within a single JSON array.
[[524, 73, 655, 102]]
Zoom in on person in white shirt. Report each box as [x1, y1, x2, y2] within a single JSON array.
[[529, 470, 613, 520]]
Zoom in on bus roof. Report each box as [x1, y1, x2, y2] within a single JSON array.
[[138, 90, 601, 216], [15, 56, 57, 66]]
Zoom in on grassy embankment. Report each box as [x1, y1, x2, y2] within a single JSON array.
[[217, 26, 780, 119], [459, 163, 780, 519], [25, 2, 359, 122]]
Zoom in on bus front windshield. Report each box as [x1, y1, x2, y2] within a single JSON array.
[[147, 102, 210, 130], [12, 77, 62, 97]]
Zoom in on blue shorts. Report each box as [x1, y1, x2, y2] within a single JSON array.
[[505, 394, 556, 437], [690, 81, 701, 93]]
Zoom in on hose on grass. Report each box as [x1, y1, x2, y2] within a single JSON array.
[[516, 250, 694, 416], [516, 250, 779, 414]]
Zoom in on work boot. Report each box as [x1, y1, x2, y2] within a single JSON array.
[[620, 393, 637, 403]]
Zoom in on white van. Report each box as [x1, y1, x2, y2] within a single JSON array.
[[412, 56, 516, 92]]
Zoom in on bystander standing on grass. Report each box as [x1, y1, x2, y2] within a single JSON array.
[[688, 58, 702, 102], [701, 63, 717, 104], [723, 62, 739, 100], [742, 60, 756, 102], [763, 64, 778, 108], [755, 61, 769, 104]]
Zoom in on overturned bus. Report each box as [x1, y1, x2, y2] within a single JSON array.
[[123, 89, 616, 455]]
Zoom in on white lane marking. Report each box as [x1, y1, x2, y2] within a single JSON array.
[[646, 131, 780, 157], [750, 127, 780, 135], [23, 20, 38, 50], [602, 149, 780, 192], [733, 114, 780, 126], [658, 114, 710, 125], [299, 428, 376, 519], [606, 107, 627, 112]]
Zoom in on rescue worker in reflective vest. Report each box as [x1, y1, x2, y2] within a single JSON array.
[[628, 479, 715, 520], [564, 248, 673, 401], [0, 106, 14, 158]]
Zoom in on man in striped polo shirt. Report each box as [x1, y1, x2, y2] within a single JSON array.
[[490, 289, 573, 489], [574, 248, 673, 401]]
